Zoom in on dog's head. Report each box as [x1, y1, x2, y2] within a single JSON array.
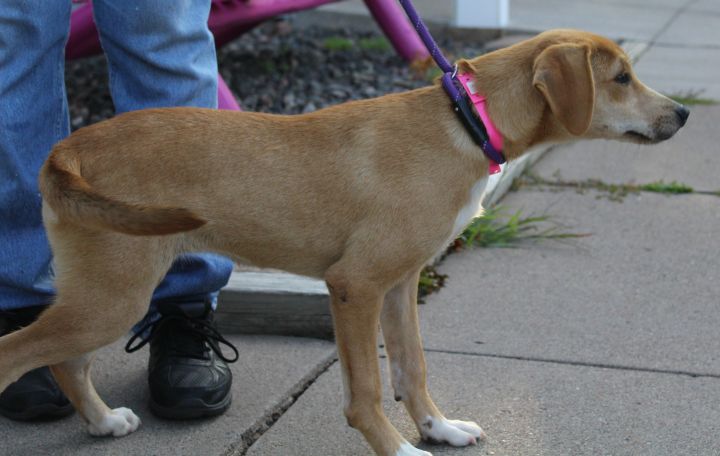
[[460, 29, 689, 150], [530, 29, 689, 143]]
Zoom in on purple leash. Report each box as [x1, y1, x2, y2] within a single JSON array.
[[397, 0, 506, 165], [397, 0, 461, 101]]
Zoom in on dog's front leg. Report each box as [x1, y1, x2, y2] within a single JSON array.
[[326, 266, 430, 456], [380, 270, 486, 447]]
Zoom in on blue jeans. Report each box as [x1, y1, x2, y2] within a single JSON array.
[[0, 1, 233, 312]]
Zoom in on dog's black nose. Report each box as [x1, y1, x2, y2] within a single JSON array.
[[675, 105, 690, 126]]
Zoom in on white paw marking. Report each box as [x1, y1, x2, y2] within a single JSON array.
[[87, 407, 141, 437], [421, 416, 486, 447], [395, 441, 433, 456]]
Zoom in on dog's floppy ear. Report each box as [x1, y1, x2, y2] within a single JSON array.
[[533, 43, 595, 135]]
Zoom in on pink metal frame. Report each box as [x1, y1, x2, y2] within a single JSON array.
[[67, 0, 430, 111]]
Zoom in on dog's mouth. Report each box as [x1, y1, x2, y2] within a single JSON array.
[[624, 130, 656, 144]]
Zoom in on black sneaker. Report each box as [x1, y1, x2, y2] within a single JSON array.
[[0, 306, 74, 421], [125, 299, 238, 420]]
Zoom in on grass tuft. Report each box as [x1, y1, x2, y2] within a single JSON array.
[[668, 90, 717, 106], [358, 37, 391, 52], [417, 206, 587, 299], [323, 36, 353, 52], [516, 172, 708, 201], [455, 206, 588, 249], [418, 266, 447, 301], [639, 180, 694, 194]]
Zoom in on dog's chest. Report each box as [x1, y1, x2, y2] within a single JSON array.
[[449, 165, 506, 241], [450, 177, 489, 240], [431, 177, 490, 263]]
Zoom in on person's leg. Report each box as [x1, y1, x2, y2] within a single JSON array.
[[91, 0, 233, 305], [92, 0, 235, 419], [0, 1, 70, 310], [0, 0, 73, 420]]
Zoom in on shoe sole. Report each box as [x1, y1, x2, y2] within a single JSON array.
[[149, 392, 232, 420], [0, 402, 75, 421]]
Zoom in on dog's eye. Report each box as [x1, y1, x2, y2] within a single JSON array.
[[614, 72, 631, 84]]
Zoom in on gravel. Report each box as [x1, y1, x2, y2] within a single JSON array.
[[65, 18, 487, 128]]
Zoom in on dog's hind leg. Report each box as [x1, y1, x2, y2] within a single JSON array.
[[51, 353, 140, 436], [0, 285, 156, 436], [380, 269, 486, 447], [0, 230, 176, 435]]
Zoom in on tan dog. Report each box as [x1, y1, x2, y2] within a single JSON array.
[[0, 30, 688, 455]]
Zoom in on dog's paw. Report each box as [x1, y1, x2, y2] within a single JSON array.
[[87, 407, 141, 437], [421, 416, 486, 447], [395, 441, 433, 456]]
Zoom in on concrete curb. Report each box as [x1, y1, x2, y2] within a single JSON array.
[[217, 272, 332, 339]]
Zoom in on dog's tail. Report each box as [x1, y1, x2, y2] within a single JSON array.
[[39, 146, 206, 236]]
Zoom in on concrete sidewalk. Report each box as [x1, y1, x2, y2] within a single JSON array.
[[1, 1, 718, 455], [510, 0, 720, 99], [0, 336, 336, 456]]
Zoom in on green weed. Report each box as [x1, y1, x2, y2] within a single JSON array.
[[456, 206, 588, 249], [668, 90, 717, 106], [517, 172, 705, 201], [639, 180, 694, 194], [323, 36, 353, 51], [416, 206, 586, 299], [358, 37, 391, 52], [418, 266, 447, 300], [516, 172, 630, 201]]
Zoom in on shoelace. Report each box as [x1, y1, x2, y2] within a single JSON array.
[[125, 314, 239, 363]]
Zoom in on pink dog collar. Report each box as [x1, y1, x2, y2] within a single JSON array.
[[456, 73, 504, 175]]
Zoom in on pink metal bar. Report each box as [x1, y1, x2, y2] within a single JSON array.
[[218, 74, 241, 110], [66, 2, 102, 60], [66, 0, 432, 112], [209, 0, 341, 47], [363, 0, 429, 62], [67, 0, 343, 60], [68, 0, 429, 62]]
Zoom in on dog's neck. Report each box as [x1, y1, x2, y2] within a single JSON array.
[[451, 45, 572, 161]]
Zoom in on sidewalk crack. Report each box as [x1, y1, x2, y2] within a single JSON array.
[[512, 172, 719, 202], [225, 352, 339, 456], [634, 0, 701, 61], [652, 42, 720, 51], [424, 348, 720, 379]]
